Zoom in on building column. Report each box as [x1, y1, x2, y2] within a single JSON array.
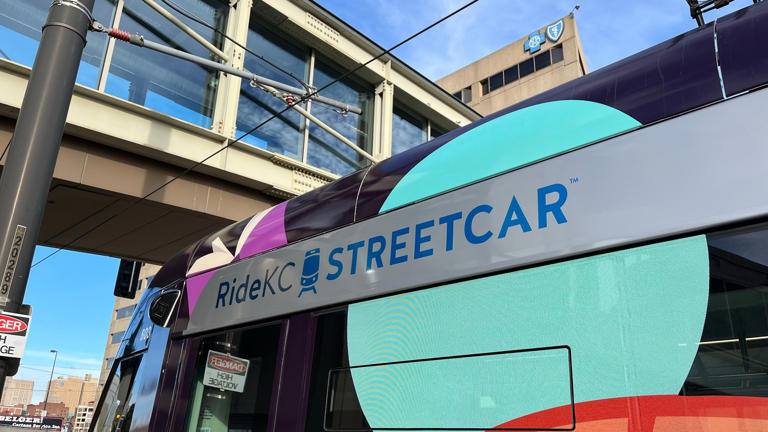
[[373, 61, 394, 159], [212, 1, 253, 139]]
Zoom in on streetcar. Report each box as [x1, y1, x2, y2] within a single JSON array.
[[92, 3, 768, 431]]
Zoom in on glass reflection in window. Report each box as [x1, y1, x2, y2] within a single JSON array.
[[92, 354, 142, 432], [105, 0, 228, 128], [0, 0, 114, 88], [682, 225, 768, 397], [392, 105, 427, 155], [184, 323, 282, 432], [236, 20, 308, 159], [306, 56, 373, 175]]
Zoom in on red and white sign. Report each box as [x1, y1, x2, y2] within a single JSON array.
[[203, 350, 249, 393], [0, 311, 30, 359], [0, 315, 27, 333], [208, 353, 248, 374]]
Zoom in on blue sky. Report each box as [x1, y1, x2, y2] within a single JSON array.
[[12, 0, 755, 405], [315, 0, 748, 78], [17, 247, 118, 404]]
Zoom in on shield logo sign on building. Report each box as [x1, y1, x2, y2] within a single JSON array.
[[547, 19, 564, 42]]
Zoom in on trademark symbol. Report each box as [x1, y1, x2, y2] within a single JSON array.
[[570, 177, 579, 184]]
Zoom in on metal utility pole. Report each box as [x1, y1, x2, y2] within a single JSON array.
[[0, 0, 95, 397], [43, 349, 58, 414]]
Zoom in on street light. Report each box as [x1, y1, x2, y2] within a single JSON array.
[[42, 349, 57, 415]]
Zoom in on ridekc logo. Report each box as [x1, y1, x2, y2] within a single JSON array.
[[214, 182, 568, 310], [208, 353, 247, 375], [0, 315, 27, 334], [299, 249, 320, 298]]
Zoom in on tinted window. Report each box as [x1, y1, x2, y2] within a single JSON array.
[[519, 58, 534, 78], [110, 331, 125, 344], [452, 91, 462, 100], [430, 124, 446, 141], [184, 323, 282, 432], [504, 65, 518, 85], [236, 19, 308, 159], [488, 71, 504, 92], [0, 0, 114, 88], [461, 86, 472, 103], [480, 78, 489, 95], [307, 56, 374, 175], [551, 44, 564, 63], [304, 311, 370, 432], [682, 226, 768, 397], [535, 50, 551, 70], [105, 0, 228, 128], [115, 305, 135, 320], [391, 105, 426, 155], [91, 354, 142, 432]]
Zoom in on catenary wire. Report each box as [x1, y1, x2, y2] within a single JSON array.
[[31, 0, 480, 268], [20, 364, 103, 373]]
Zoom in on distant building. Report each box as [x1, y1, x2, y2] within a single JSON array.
[[98, 263, 158, 394], [47, 374, 97, 416], [72, 402, 94, 432], [26, 401, 68, 418], [437, 13, 588, 116], [0, 377, 34, 407], [0, 404, 24, 415]]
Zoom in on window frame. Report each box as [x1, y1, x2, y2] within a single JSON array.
[[551, 44, 564, 64], [488, 71, 504, 93], [534, 50, 552, 71], [172, 319, 288, 432]]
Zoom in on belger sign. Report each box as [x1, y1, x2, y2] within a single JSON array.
[[0, 311, 30, 358]]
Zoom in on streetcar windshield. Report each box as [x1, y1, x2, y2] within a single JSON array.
[[91, 354, 143, 432]]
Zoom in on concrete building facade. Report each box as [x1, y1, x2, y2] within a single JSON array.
[[72, 403, 94, 432], [437, 13, 588, 116], [47, 374, 98, 416], [0, 378, 33, 408]]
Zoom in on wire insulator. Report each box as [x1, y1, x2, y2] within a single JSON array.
[[108, 28, 131, 42]]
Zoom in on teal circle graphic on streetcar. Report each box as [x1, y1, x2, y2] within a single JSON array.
[[379, 100, 641, 213], [346, 236, 709, 429]]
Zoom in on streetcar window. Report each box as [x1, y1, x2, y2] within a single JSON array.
[[183, 322, 282, 432], [323, 348, 572, 430], [304, 311, 369, 432], [91, 354, 142, 432], [682, 226, 768, 396]]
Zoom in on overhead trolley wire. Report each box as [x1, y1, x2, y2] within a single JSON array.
[[31, 0, 481, 268]]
